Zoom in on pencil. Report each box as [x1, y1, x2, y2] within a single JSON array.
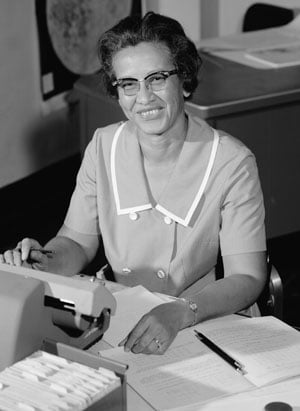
[[194, 330, 246, 374], [30, 248, 55, 256]]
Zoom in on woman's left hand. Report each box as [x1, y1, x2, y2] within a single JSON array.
[[118, 300, 187, 355]]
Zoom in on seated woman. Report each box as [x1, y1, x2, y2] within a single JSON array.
[[0, 12, 267, 355]]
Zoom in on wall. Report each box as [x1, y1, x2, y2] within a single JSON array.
[[200, 0, 219, 39], [142, 0, 202, 44], [0, 0, 79, 188]]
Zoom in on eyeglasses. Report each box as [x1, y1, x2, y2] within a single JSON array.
[[112, 69, 178, 96]]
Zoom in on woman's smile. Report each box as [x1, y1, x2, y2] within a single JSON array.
[[137, 107, 164, 120]]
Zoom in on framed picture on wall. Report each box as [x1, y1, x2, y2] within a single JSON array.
[[35, 0, 141, 101]]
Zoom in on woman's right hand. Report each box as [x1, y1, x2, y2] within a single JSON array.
[[0, 238, 50, 271]]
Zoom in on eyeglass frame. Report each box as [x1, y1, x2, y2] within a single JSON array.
[[111, 69, 178, 96]]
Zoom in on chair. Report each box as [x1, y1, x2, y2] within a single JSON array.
[[243, 3, 296, 32], [257, 261, 283, 319]]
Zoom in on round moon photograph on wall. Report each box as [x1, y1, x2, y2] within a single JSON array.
[[46, 0, 132, 75]]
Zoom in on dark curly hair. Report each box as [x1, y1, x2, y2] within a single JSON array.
[[97, 12, 202, 99]]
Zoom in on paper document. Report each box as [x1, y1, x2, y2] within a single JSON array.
[[101, 315, 300, 410], [245, 44, 300, 67], [102, 328, 252, 410], [197, 315, 300, 387], [103, 285, 165, 347], [195, 377, 300, 411]]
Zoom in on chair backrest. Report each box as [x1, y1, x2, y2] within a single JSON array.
[[257, 261, 283, 319], [243, 3, 295, 32]]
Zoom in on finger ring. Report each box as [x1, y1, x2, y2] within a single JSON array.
[[154, 338, 161, 350]]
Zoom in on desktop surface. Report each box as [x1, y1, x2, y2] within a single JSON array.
[[188, 52, 300, 118]]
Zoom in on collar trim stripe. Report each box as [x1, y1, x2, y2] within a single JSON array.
[[117, 204, 153, 215], [111, 122, 127, 214], [111, 122, 152, 215], [155, 204, 187, 225], [156, 129, 219, 227], [183, 129, 219, 225]]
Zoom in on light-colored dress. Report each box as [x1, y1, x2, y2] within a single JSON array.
[[64, 114, 266, 299]]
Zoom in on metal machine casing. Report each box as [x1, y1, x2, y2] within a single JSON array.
[[0, 263, 117, 371]]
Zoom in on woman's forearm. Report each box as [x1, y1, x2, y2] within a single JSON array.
[[195, 274, 265, 323], [180, 252, 267, 328], [44, 236, 90, 276]]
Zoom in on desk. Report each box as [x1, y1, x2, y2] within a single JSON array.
[[90, 317, 300, 411], [73, 54, 300, 238]]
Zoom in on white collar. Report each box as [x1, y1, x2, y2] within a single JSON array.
[[110, 117, 219, 227]]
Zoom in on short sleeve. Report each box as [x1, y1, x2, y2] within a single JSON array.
[[64, 130, 100, 236], [220, 148, 266, 255]]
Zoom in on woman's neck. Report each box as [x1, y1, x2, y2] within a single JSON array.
[[138, 115, 188, 166]]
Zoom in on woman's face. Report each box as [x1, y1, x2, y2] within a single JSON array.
[[112, 42, 189, 136]]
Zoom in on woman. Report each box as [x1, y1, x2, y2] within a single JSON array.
[[1, 12, 267, 355]]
